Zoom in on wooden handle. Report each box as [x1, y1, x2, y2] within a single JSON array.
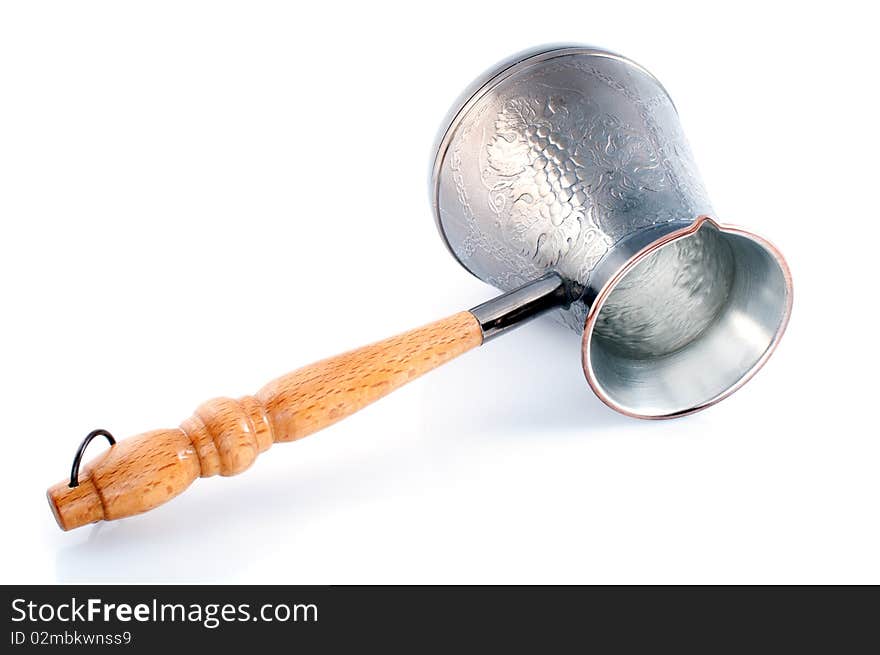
[[47, 311, 483, 530]]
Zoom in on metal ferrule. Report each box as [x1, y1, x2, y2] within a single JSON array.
[[469, 273, 579, 342]]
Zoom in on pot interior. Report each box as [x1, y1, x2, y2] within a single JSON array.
[[586, 221, 791, 417]]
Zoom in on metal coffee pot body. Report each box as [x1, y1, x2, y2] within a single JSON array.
[[48, 45, 792, 530], [433, 45, 792, 418]]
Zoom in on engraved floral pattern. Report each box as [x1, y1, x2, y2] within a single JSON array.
[[486, 96, 590, 267], [436, 54, 715, 333], [579, 114, 666, 213], [485, 94, 667, 268]]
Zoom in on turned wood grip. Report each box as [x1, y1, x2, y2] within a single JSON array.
[[48, 311, 483, 530]]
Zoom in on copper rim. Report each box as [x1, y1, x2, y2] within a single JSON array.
[[580, 215, 794, 420]]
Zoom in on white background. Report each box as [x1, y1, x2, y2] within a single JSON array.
[[1, 1, 877, 584]]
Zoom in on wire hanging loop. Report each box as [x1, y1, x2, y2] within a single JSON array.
[[69, 429, 116, 488]]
